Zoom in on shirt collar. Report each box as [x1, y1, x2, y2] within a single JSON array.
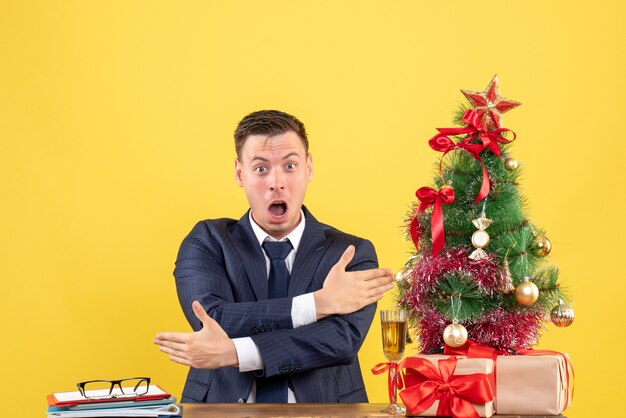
[[248, 209, 306, 251]]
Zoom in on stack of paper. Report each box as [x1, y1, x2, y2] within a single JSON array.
[[46, 385, 182, 417]]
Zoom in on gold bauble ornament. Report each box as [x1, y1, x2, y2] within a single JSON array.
[[535, 235, 552, 256], [515, 277, 539, 305], [443, 320, 468, 347], [395, 267, 412, 289], [550, 300, 575, 327], [395, 267, 411, 282], [504, 157, 519, 171]]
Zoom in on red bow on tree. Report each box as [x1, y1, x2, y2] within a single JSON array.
[[437, 109, 517, 157], [411, 185, 455, 257], [398, 356, 494, 418], [428, 134, 489, 203], [428, 109, 517, 203]]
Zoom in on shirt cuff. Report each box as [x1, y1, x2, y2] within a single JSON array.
[[232, 337, 264, 372], [291, 292, 317, 328]]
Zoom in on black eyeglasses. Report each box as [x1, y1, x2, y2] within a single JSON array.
[[77, 377, 151, 399]]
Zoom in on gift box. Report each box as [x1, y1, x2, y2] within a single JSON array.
[[443, 340, 574, 416], [495, 353, 572, 415], [398, 355, 495, 418]]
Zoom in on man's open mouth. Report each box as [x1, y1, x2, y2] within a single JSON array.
[[268, 201, 288, 218]]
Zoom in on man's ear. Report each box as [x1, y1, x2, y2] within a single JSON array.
[[306, 153, 314, 182], [234, 158, 244, 187]]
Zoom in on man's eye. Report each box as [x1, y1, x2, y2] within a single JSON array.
[[255, 166, 267, 173], [286, 163, 296, 170]]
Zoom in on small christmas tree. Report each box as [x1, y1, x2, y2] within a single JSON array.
[[398, 75, 574, 353]]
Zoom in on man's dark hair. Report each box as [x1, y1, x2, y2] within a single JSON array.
[[234, 110, 308, 158]]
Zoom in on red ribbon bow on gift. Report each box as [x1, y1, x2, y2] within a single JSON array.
[[398, 356, 494, 418], [371, 362, 404, 404], [411, 185, 455, 257], [444, 340, 506, 397]]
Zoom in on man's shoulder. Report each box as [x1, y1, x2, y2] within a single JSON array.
[[314, 219, 373, 247], [184, 217, 244, 238], [309, 218, 378, 267], [195, 217, 240, 229], [176, 217, 249, 260]]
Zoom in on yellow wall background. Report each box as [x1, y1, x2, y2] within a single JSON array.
[[1, 1, 624, 416]]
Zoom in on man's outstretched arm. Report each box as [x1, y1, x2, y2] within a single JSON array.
[[155, 240, 392, 370]]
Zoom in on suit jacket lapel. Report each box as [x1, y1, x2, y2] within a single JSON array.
[[289, 207, 332, 297], [228, 210, 268, 301]]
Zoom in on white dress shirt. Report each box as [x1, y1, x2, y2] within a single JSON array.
[[231, 209, 318, 402]]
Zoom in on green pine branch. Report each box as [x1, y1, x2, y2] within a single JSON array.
[[432, 272, 501, 321]]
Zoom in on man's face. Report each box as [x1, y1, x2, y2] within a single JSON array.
[[235, 131, 313, 239]]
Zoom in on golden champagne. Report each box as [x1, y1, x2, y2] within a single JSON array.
[[381, 319, 407, 362]]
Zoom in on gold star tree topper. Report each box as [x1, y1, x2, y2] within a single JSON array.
[[461, 75, 521, 130]]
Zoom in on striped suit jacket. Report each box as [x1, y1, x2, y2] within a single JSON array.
[[174, 206, 378, 403]]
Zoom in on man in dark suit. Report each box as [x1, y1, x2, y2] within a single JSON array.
[[154, 110, 394, 403]]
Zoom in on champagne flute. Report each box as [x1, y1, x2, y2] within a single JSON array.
[[380, 309, 407, 414]]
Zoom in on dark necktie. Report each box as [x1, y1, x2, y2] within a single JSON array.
[[255, 240, 292, 403]]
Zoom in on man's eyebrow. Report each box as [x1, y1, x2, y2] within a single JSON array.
[[282, 152, 301, 160], [250, 152, 302, 162]]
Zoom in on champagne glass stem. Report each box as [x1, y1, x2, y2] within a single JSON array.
[[389, 363, 397, 404], [392, 365, 398, 404]]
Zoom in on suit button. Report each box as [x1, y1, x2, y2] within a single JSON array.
[[279, 366, 286, 373], [263, 325, 270, 332], [237, 398, 245, 403], [252, 326, 258, 334]]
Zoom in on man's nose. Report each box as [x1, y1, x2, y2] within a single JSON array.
[[269, 169, 285, 191]]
